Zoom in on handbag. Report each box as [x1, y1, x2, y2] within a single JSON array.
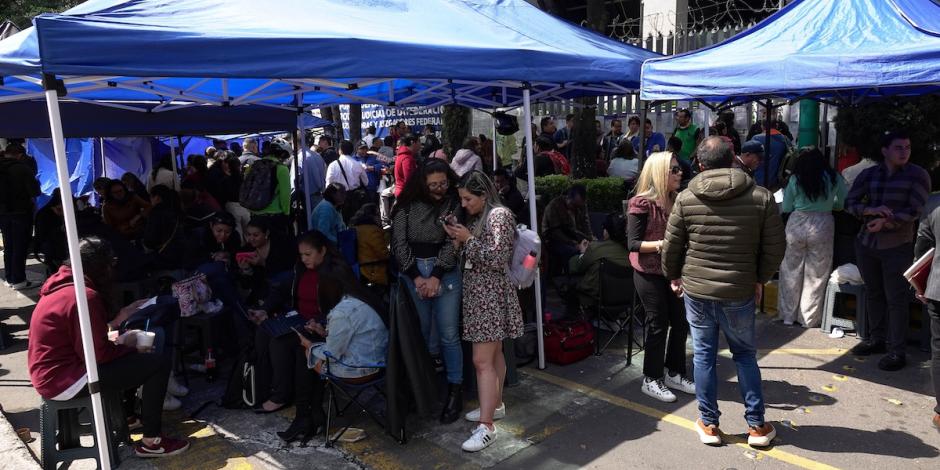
[[171, 272, 213, 318], [338, 156, 370, 207], [543, 318, 595, 365]]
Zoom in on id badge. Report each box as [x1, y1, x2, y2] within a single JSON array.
[[464, 259, 473, 270]]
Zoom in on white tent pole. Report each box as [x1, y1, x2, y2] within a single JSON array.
[[169, 143, 179, 190], [522, 88, 546, 370], [44, 78, 113, 470], [297, 110, 314, 230], [492, 110, 498, 172], [99, 137, 107, 178]]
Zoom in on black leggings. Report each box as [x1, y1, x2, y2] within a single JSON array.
[[634, 271, 688, 379]]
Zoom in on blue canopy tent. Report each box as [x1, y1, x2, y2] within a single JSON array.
[[640, 0, 940, 107], [9, 1, 658, 457]]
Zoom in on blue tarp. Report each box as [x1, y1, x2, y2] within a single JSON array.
[[0, 100, 331, 138], [640, 0, 940, 103]]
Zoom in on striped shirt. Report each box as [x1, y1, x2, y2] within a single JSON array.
[[846, 162, 930, 249]]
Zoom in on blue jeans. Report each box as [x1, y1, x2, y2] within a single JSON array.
[[684, 294, 765, 427], [401, 258, 463, 384]]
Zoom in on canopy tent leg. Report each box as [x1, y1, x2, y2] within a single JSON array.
[[99, 138, 107, 178], [297, 108, 314, 230], [175, 135, 184, 181], [522, 88, 546, 370], [43, 75, 113, 470], [492, 109, 498, 172], [638, 101, 649, 170], [761, 99, 773, 316]]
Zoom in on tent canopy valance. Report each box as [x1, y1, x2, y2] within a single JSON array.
[[0, 0, 658, 111], [639, 0, 940, 107]]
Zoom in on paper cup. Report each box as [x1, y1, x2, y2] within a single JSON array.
[[137, 331, 156, 350], [108, 330, 119, 342]]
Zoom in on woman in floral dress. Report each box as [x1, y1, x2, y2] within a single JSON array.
[[444, 171, 524, 453]]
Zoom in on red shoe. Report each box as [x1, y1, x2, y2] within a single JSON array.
[[932, 414, 940, 431], [134, 436, 190, 458]]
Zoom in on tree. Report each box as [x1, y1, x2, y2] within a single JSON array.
[[834, 96, 940, 170], [442, 104, 471, 158], [6, 0, 82, 29], [568, 0, 608, 178], [348, 104, 362, 143]]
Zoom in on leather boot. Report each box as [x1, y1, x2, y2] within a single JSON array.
[[440, 383, 463, 424]]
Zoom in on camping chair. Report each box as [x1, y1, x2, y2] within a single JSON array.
[[321, 351, 398, 447], [591, 259, 643, 364]]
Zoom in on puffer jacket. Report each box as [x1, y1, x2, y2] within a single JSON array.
[[661, 168, 785, 301]]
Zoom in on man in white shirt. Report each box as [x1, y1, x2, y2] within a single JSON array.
[[325, 140, 368, 191], [841, 156, 877, 188], [363, 125, 377, 147]]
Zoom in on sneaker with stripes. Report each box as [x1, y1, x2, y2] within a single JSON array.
[[461, 424, 497, 452]]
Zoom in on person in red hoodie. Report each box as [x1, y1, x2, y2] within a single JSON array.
[[394, 135, 422, 197], [28, 237, 189, 458]]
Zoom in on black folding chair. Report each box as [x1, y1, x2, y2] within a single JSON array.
[[321, 352, 400, 447], [592, 259, 643, 364]]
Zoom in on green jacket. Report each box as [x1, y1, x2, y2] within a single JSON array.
[[569, 240, 629, 306], [253, 157, 291, 216], [662, 168, 785, 301]]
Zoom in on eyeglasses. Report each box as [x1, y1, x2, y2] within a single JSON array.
[[670, 166, 683, 175], [427, 181, 449, 190]]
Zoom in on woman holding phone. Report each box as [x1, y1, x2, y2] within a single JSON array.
[[390, 159, 465, 423], [247, 231, 336, 443], [237, 217, 295, 305], [443, 171, 524, 452]]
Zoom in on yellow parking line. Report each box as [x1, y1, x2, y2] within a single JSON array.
[[525, 369, 840, 470]]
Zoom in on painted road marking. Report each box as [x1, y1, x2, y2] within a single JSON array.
[[525, 369, 840, 470]]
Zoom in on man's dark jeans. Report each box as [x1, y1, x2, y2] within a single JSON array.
[[0, 213, 33, 284], [928, 300, 940, 415], [855, 241, 913, 356]]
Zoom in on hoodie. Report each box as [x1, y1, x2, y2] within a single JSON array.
[[0, 157, 41, 215], [393, 146, 418, 197], [28, 266, 131, 399], [661, 168, 785, 301], [450, 149, 483, 177]]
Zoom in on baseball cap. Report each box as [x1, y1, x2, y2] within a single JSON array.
[[742, 139, 764, 155]]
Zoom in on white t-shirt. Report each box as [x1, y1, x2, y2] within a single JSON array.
[[325, 154, 369, 190]]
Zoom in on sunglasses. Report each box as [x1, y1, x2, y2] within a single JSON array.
[[428, 181, 449, 190], [670, 166, 683, 175]]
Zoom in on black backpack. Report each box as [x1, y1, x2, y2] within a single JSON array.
[[495, 112, 519, 136], [221, 345, 257, 409], [239, 159, 279, 211]]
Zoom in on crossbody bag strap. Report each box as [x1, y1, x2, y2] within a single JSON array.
[[337, 157, 353, 189]]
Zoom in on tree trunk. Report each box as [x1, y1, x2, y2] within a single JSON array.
[[330, 105, 344, 140], [569, 0, 607, 178], [319, 106, 335, 138], [442, 105, 471, 158], [348, 104, 363, 143]]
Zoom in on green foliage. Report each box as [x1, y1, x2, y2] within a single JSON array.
[[5, 0, 82, 29], [442, 105, 471, 157], [834, 96, 940, 169], [534, 175, 627, 214]]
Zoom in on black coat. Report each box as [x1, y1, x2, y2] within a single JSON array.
[[386, 281, 437, 441]]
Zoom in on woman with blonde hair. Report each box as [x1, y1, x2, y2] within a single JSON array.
[[443, 171, 524, 452], [628, 151, 695, 402]]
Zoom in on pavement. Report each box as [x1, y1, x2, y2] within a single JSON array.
[[2, 256, 940, 470]]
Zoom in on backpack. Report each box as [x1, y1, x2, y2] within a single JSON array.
[[508, 223, 541, 288], [239, 159, 279, 211], [221, 344, 257, 409], [494, 112, 519, 136], [543, 150, 571, 176]]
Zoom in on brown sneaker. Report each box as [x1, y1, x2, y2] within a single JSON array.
[[933, 414, 940, 431], [748, 423, 777, 447], [695, 419, 722, 445]]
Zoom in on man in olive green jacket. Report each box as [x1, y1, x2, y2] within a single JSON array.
[[661, 137, 785, 448]]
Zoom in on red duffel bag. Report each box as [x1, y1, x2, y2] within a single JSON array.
[[544, 318, 595, 365]]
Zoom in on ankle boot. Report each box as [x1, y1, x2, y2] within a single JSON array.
[[440, 383, 463, 424]]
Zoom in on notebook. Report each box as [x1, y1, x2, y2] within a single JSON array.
[[260, 311, 308, 338], [903, 247, 934, 295]]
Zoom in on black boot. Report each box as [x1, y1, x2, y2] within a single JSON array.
[[440, 383, 463, 424]]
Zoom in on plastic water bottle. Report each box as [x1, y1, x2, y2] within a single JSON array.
[[205, 348, 216, 382], [522, 251, 538, 271]]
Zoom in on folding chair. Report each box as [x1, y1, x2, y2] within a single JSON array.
[[591, 259, 643, 364], [321, 352, 400, 447]]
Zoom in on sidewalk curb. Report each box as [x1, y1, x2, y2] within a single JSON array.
[[0, 409, 41, 470]]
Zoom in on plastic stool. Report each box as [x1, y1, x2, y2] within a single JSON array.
[[40, 393, 127, 470], [821, 281, 867, 337]]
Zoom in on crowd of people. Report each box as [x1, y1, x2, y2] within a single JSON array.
[[5, 108, 940, 459]]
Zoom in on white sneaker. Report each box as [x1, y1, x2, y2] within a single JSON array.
[[641, 377, 677, 403], [461, 424, 497, 452], [664, 371, 696, 395], [464, 403, 506, 422], [163, 393, 181, 411], [167, 375, 189, 397], [11, 281, 35, 290]]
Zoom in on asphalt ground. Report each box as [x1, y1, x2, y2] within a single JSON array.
[[2, 257, 939, 469]]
